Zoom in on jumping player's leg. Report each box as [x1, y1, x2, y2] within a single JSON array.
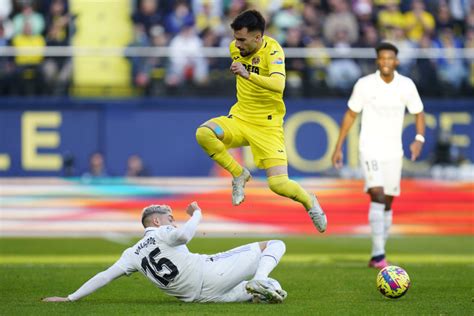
[[264, 161, 312, 210], [264, 160, 327, 233], [196, 120, 243, 178], [196, 117, 252, 205]]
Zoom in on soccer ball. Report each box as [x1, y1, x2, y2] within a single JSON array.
[[376, 265, 411, 299]]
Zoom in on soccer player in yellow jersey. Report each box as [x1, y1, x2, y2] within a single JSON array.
[[195, 10, 327, 232]]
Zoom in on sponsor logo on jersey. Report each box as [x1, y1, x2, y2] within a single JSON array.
[[270, 50, 278, 55], [272, 57, 284, 64], [243, 63, 260, 74], [252, 56, 260, 65], [233, 56, 240, 60]]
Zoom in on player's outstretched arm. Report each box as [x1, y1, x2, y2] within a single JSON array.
[[167, 202, 202, 246], [332, 109, 358, 169], [43, 264, 125, 302]]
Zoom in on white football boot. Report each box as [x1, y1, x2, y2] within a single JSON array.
[[246, 279, 286, 304], [307, 193, 327, 233], [232, 168, 251, 205]]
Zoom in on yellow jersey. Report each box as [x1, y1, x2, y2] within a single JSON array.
[[12, 34, 46, 65], [229, 35, 286, 127]]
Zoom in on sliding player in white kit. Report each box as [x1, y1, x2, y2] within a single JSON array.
[[331, 42, 426, 269], [42, 202, 287, 303]]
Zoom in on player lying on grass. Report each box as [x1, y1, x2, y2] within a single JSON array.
[[43, 202, 287, 304]]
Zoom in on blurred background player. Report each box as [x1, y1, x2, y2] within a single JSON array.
[[42, 201, 288, 304], [331, 42, 425, 269], [195, 10, 327, 233]]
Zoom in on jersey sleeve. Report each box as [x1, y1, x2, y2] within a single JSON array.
[[114, 248, 138, 275], [156, 211, 202, 247], [347, 79, 364, 113], [68, 263, 126, 301], [267, 42, 286, 77], [405, 80, 424, 114]]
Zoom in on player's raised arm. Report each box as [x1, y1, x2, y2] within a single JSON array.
[[332, 109, 359, 169], [166, 202, 202, 246], [42, 264, 126, 302]]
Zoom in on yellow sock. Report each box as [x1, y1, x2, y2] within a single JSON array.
[[268, 174, 312, 210], [196, 127, 243, 177]]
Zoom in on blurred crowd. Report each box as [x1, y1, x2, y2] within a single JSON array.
[[0, 0, 473, 97], [0, 0, 70, 95]]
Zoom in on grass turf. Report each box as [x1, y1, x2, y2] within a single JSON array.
[[1, 236, 473, 315]]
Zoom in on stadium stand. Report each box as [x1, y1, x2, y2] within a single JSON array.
[[0, 0, 472, 97]]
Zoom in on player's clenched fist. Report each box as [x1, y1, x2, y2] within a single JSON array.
[[230, 62, 250, 79], [186, 201, 201, 216], [332, 149, 343, 169]]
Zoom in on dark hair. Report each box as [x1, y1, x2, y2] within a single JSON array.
[[375, 42, 399, 56], [230, 10, 265, 34]]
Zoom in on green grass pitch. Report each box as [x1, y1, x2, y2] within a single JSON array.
[[1, 236, 473, 315]]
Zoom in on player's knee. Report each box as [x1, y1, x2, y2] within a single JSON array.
[[196, 126, 214, 146], [195, 126, 223, 153], [269, 240, 286, 254], [268, 175, 289, 196], [368, 188, 385, 203]]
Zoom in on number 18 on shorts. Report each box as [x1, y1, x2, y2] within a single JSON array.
[[360, 155, 402, 197]]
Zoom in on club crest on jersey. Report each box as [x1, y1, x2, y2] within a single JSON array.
[[252, 56, 260, 65], [272, 57, 284, 64]]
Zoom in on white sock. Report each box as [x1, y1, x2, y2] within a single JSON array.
[[384, 209, 393, 247], [253, 240, 286, 280], [368, 202, 385, 257]]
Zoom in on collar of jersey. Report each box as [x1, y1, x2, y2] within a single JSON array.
[[375, 70, 399, 85], [143, 226, 171, 235]]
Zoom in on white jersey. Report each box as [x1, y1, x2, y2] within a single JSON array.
[[348, 71, 423, 160], [114, 226, 207, 302]]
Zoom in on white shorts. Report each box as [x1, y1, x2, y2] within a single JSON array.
[[360, 154, 402, 196], [196, 242, 261, 302]]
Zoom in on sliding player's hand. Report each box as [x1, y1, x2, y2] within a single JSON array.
[[186, 201, 201, 216], [230, 62, 250, 79], [332, 149, 344, 169], [42, 296, 70, 302], [410, 140, 423, 161]]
